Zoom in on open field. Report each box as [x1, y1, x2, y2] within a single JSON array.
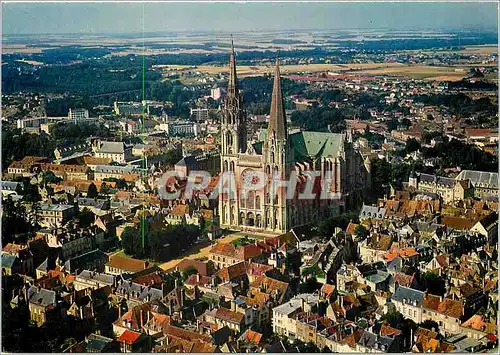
[[460, 45, 498, 55], [164, 62, 472, 81], [3, 45, 47, 54], [16, 59, 45, 66], [159, 233, 243, 271]]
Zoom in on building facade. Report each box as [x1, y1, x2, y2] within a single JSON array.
[[219, 42, 371, 234]]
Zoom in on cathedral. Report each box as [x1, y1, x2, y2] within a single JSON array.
[[219, 41, 371, 234]]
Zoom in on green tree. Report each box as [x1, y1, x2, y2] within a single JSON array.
[[405, 138, 421, 154], [371, 158, 392, 198], [182, 266, 198, 281], [418, 320, 439, 333], [2, 197, 31, 245], [77, 208, 95, 228], [87, 183, 99, 198], [121, 227, 143, 256], [354, 225, 369, 239]]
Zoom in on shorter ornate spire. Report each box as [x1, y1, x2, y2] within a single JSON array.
[[228, 35, 238, 97]]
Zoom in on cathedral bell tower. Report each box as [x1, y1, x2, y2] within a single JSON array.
[[221, 37, 247, 157], [220, 37, 247, 228]]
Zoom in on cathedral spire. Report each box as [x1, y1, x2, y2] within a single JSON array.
[[228, 35, 238, 97], [268, 57, 287, 140]]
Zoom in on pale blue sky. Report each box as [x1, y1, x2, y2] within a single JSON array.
[[2, 2, 498, 35]]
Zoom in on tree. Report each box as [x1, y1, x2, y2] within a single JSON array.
[[381, 309, 417, 351], [2, 197, 31, 246], [371, 158, 392, 198], [42, 171, 62, 185], [387, 118, 399, 131], [418, 320, 439, 333], [405, 138, 421, 154], [182, 266, 198, 281], [299, 277, 318, 293], [121, 227, 143, 257], [87, 183, 98, 198], [77, 208, 95, 228], [318, 213, 356, 238], [420, 272, 446, 296], [354, 225, 369, 239], [100, 182, 111, 195]]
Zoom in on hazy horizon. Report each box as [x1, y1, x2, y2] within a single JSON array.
[[2, 2, 498, 36]]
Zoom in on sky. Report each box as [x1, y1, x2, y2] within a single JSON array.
[[2, 2, 498, 35]]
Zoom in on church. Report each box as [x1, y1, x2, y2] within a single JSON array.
[[219, 41, 371, 234]]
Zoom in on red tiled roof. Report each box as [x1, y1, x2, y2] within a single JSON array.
[[346, 222, 359, 235], [118, 330, 142, 344], [422, 294, 441, 311], [216, 261, 247, 281], [437, 299, 463, 319], [163, 324, 212, 343], [209, 242, 237, 257], [244, 329, 263, 345], [107, 255, 147, 273], [209, 242, 262, 261], [393, 272, 415, 288], [441, 216, 475, 231], [320, 283, 336, 297], [380, 323, 402, 337], [172, 259, 215, 276], [185, 274, 211, 287], [249, 275, 290, 302], [435, 254, 449, 268], [383, 247, 418, 262], [214, 307, 244, 324], [133, 272, 163, 286]]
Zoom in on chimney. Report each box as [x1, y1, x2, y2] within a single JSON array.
[[196, 274, 201, 283]]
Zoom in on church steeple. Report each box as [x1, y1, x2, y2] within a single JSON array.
[[268, 58, 286, 140], [227, 35, 238, 97]]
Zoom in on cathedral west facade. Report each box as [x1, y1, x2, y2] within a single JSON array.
[[219, 41, 371, 234]]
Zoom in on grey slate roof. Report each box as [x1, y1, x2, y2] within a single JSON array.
[[2, 254, 18, 269], [64, 250, 108, 273], [360, 204, 387, 219], [77, 198, 109, 209], [1, 181, 22, 192], [358, 331, 395, 352], [97, 141, 126, 154], [456, 170, 499, 189], [40, 203, 74, 212], [391, 286, 425, 306], [95, 165, 147, 174], [419, 173, 455, 187], [13, 286, 57, 308], [77, 270, 116, 285], [115, 279, 163, 302], [85, 334, 115, 352], [364, 270, 390, 284]]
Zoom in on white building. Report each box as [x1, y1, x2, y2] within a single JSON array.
[[165, 120, 200, 137], [93, 141, 132, 163], [68, 108, 89, 121], [272, 293, 319, 340]]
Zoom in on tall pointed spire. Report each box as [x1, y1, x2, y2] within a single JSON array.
[[268, 57, 286, 140], [228, 35, 238, 97]]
